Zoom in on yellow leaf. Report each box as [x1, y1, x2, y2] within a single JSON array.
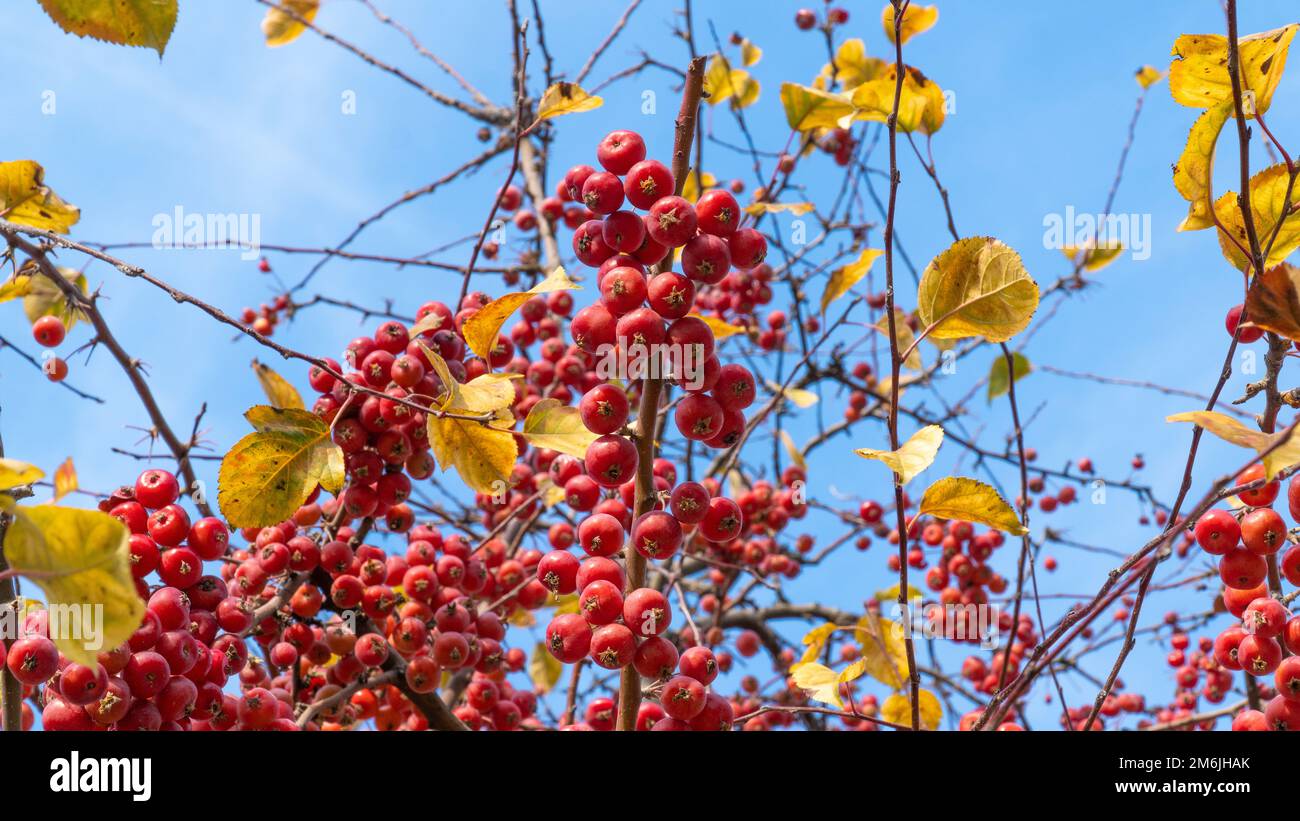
[[529, 642, 563, 693], [883, 3, 939, 44], [536, 82, 603, 121], [854, 424, 943, 485], [855, 613, 911, 689], [687, 312, 745, 340], [741, 39, 763, 66], [53, 457, 77, 502], [821, 248, 883, 314], [1173, 101, 1233, 232], [792, 622, 843, 670], [1135, 65, 1166, 89], [744, 201, 815, 217], [833, 39, 884, 91], [1061, 241, 1126, 271], [882, 689, 942, 730], [2, 505, 143, 665], [918, 476, 1028, 535], [916, 237, 1039, 343], [1167, 410, 1300, 480], [0, 272, 33, 304], [21, 264, 87, 332], [1212, 164, 1300, 274], [874, 309, 923, 371], [780, 83, 856, 132], [463, 266, 580, 361], [0, 161, 80, 233], [427, 402, 518, 496], [704, 54, 734, 104], [850, 65, 946, 135], [218, 406, 345, 528], [261, 0, 319, 47], [0, 458, 44, 491], [680, 169, 717, 204], [522, 398, 600, 458], [790, 660, 865, 709], [766, 380, 818, 408], [252, 359, 305, 410], [730, 71, 760, 109], [1169, 25, 1298, 116], [779, 429, 807, 472], [36, 0, 177, 56]]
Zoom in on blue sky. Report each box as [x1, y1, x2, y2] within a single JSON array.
[[3, 0, 1298, 729]]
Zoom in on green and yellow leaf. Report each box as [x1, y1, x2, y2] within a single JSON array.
[[790, 659, 865, 709], [218, 406, 345, 528], [883, 3, 939, 44], [881, 688, 942, 730], [918, 476, 1028, 535], [987, 352, 1031, 402], [1172, 101, 1233, 231], [916, 237, 1038, 343], [1167, 410, 1300, 479], [1212, 164, 1300, 274], [2, 505, 142, 665], [36, 0, 177, 56], [522, 398, 599, 458], [529, 642, 563, 693]]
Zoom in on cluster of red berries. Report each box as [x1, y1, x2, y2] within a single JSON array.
[[1189, 464, 1300, 730], [30, 314, 69, 382], [238, 258, 292, 337]]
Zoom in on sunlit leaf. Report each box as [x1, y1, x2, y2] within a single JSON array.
[[856, 613, 911, 690], [1212, 164, 1300, 274], [916, 237, 1038, 343], [833, 38, 885, 91], [463, 266, 580, 361], [1167, 410, 1300, 479], [218, 406, 345, 528], [687, 312, 745, 340], [881, 689, 942, 729], [790, 659, 865, 709], [20, 264, 87, 332], [0, 161, 80, 233], [522, 398, 599, 458], [2, 505, 142, 665], [882, 3, 939, 44], [1173, 101, 1233, 232], [821, 248, 883, 314], [779, 429, 807, 472], [0, 458, 44, 491], [36, 0, 177, 56], [854, 424, 943, 485], [918, 476, 1027, 535], [740, 38, 763, 67], [780, 83, 856, 132], [536, 82, 603, 121], [1061, 241, 1126, 271], [1169, 25, 1297, 116], [252, 359, 305, 410]]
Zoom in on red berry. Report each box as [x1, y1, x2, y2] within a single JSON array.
[[624, 160, 674, 209], [596, 130, 647, 175], [1234, 463, 1278, 507], [696, 189, 741, 237], [646, 196, 698, 247], [728, 228, 768, 269], [1240, 507, 1286, 555], [32, 315, 66, 347], [1193, 509, 1240, 555], [1225, 304, 1263, 343], [631, 510, 683, 560]]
